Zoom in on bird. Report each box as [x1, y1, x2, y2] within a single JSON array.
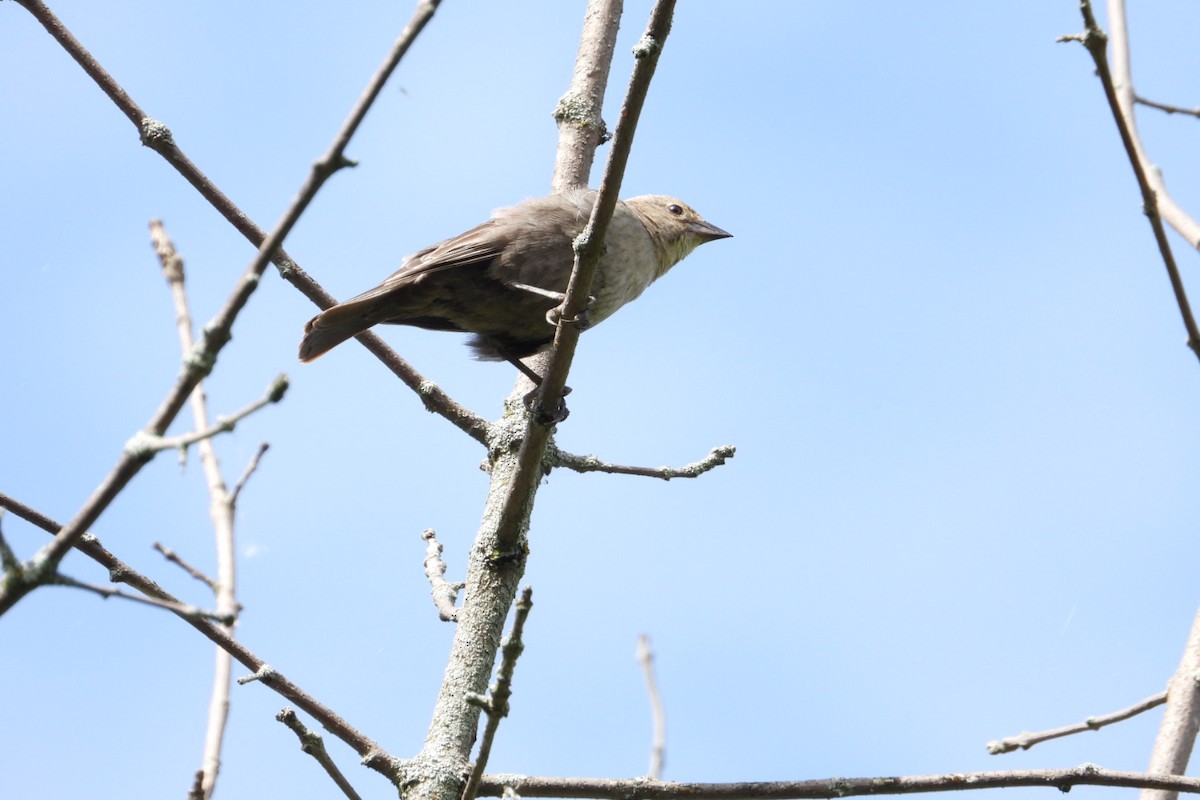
[[298, 189, 731, 385]]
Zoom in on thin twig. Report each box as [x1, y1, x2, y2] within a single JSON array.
[[637, 635, 666, 780], [551, 444, 735, 480], [277, 708, 364, 800], [478, 766, 1200, 798], [124, 375, 288, 456], [153, 541, 219, 592], [1135, 96, 1200, 119], [422, 529, 462, 622], [230, 443, 270, 508], [52, 574, 234, 624], [987, 690, 1167, 754], [462, 588, 535, 800]]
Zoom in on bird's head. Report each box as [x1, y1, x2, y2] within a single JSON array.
[[625, 195, 732, 277]]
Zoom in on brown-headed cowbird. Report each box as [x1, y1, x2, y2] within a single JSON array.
[[298, 189, 731, 378]]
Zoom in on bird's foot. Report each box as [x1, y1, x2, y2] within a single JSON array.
[[545, 297, 594, 330], [523, 385, 571, 425]]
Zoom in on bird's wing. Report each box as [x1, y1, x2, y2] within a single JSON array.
[[372, 219, 503, 289]]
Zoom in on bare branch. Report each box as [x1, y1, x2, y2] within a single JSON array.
[[153, 541, 219, 592], [551, 0, 623, 192], [230, 443, 271, 508], [277, 708, 364, 800], [1143, 609, 1200, 800], [151, 216, 247, 800], [402, 5, 630, 799], [0, 0, 467, 617], [13, 0, 485, 444], [462, 587, 535, 800], [1135, 96, 1200, 119], [478, 766, 1200, 798], [987, 690, 1167, 754], [123, 375, 288, 457], [0, 492, 399, 782], [637, 635, 666, 780], [551, 444, 735, 480], [422, 529, 462, 622], [1059, 1, 1200, 362], [52, 573, 234, 624], [496, 0, 678, 555]]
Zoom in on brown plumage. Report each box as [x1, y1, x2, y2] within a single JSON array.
[[298, 189, 730, 370]]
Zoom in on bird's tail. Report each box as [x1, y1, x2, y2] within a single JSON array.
[[298, 310, 372, 362]]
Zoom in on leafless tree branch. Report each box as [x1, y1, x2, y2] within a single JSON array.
[[478, 765, 1200, 799], [12, 0, 485, 443], [277, 708, 364, 800], [637, 635, 666, 779], [422, 529, 462, 622], [987, 690, 1167, 754], [1058, 0, 1200, 362], [0, 492, 399, 782], [1135, 96, 1200, 119], [551, 444, 735, 480], [462, 587, 535, 800]]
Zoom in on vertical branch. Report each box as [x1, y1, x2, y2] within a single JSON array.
[[637, 635, 666, 779], [461, 588, 534, 800], [1106, 0, 1200, 248], [1141, 609, 1200, 800], [551, 0, 623, 193], [150, 221, 242, 800], [495, 0, 677, 553], [1064, 6, 1200, 795], [403, 4, 629, 800]]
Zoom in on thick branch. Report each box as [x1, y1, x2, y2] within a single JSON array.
[[402, 4, 633, 800], [1143, 609, 1200, 800], [496, 0, 677, 554]]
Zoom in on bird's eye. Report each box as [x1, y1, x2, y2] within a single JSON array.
[[667, 204, 683, 215]]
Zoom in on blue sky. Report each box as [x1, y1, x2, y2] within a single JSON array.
[[4, 2, 1200, 798]]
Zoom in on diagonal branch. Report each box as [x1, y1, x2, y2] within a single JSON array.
[[0, 0, 476, 616], [13, 0, 486, 443], [0, 491, 400, 782], [495, 0, 678, 555], [987, 690, 1167, 754]]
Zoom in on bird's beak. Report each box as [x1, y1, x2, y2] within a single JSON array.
[[691, 220, 732, 242]]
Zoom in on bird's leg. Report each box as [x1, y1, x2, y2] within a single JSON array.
[[490, 342, 570, 424], [504, 353, 546, 387], [508, 282, 595, 330], [509, 282, 566, 304]]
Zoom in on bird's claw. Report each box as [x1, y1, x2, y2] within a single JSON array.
[[523, 385, 572, 425], [546, 296, 595, 330]]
